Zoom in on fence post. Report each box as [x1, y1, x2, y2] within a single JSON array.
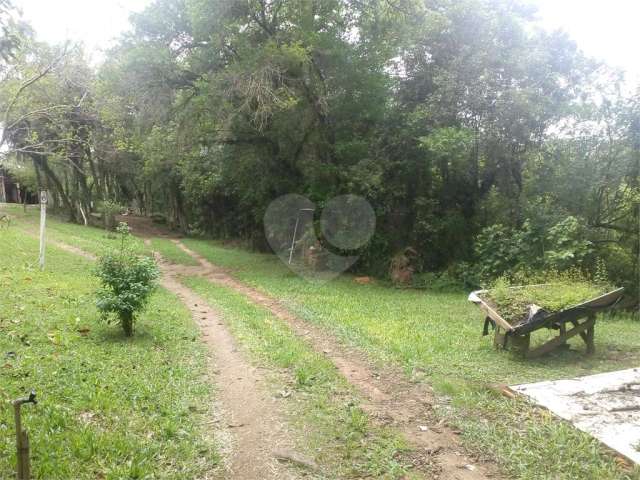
[[39, 191, 47, 271]]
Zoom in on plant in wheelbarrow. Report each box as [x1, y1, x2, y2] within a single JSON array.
[[469, 268, 624, 358], [484, 271, 614, 325], [94, 222, 159, 336]]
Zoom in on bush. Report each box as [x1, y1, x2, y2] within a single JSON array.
[[469, 216, 595, 285], [97, 200, 124, 231], [544, 216, 593, 269], [94, 223, 159, 336], [471, 222, 538, 283]]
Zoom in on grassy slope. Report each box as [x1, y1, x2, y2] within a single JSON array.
[[149, 238, 199, 266], [4, 205, 638, 478], [3, 207, 418, 478], [182, 238, 640, 480], [185, 277, 416, 479], [3, 204, 149, 257], [0, 213, 218, 479], [6, 205, 195, 266]]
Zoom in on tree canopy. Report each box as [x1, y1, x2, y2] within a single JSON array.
[[1, 0, 638, 296]]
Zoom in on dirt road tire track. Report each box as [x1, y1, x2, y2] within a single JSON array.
[[172, 240, 502, 480], [159, 260, 302, 480]]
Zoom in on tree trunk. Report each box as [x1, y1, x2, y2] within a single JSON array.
[[32, 154, 76, 220], [120, 311, 134, 337]]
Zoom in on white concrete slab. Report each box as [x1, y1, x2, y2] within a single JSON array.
[[512, 367, 640, 464]]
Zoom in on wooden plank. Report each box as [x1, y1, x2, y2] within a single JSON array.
[[586, 315, 596, 355], [571, 319, 589, 344], [526, 317, 595, 358], [477, 301, 514, 332], [575, 288, 625, 309], [493, 327, 507, 349]]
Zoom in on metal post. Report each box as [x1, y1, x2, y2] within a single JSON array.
[[288, 214, 301, 265], [13, 403, 23, 479], [13, 392, 37, 480]]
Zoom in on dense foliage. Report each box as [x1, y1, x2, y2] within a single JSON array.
[[1, 0, 638, 298], [95, 223, 160, 336]]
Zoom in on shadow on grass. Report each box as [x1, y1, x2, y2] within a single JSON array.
[[95, 325, 155, 345], [514, 342, 640, 370]]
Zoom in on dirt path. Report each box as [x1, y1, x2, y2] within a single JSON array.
[[158, 257, 303, 480], [119, 215, 501, 478], [26, 213, 502, 478], [50, 239, 97, 260], [169, 240, 501, 480], [36, 229, 305, 479], [16, 224, 98, 261]]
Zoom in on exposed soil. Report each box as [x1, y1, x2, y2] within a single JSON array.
[[159, 259, 302, 480], [49, 239, 97, 260], [116, 216, 501, 479], [17, 224, 98, 261], [46, 214, 502, 478], [169, 240, 502, 480], [24, 214, 505, 478]]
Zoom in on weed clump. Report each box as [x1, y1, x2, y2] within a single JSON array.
[[482, 271, 612, 324]]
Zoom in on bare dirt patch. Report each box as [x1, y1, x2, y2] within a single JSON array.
[[159, 261, 302, 479]]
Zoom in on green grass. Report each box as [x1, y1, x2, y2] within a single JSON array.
[[148, 238, 199, 266], [485, 276, 611, 323], [183, 238, 640, 480], [0, 218, 219, 478], [4, 204, 638, 478], [183, 277, 417, 479], [2, 204, 149, 257]]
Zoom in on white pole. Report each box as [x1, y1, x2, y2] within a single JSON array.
[[288, 214, 300, 265], [39, 190, 47, 270], [288, 208, 314, 265]]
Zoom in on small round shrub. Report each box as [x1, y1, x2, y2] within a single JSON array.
[[95, 223, 159, 336]]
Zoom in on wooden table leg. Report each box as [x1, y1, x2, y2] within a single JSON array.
[[526, 317, 595, 358], [585, 315, 596, 355], [571, 316, 596, 355], [508, 333, 530, 356], [494, 327, 507, 349]]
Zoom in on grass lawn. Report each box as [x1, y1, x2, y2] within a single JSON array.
[[0, 216, 218, 478], [3, 205, 639, 478], [3, 204, 149, 257], [182, 238, 640, 480], [184, 277, 416, 479], [148, 238, 199, 266]]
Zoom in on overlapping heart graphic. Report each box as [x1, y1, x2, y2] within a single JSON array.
[[263, 194, 376, 282]]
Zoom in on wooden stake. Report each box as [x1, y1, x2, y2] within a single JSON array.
[[39, 191, 47, 271]]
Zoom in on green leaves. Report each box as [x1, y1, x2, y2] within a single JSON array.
[[544, 216, 593, 270], [471, 215, 597, 285], [94, 224, 159, 335]]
